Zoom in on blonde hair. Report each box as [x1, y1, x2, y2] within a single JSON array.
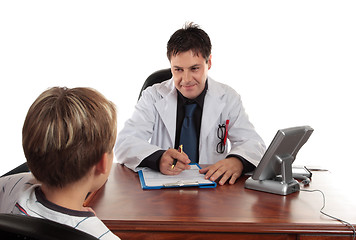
[[22, 87, 117, 188]]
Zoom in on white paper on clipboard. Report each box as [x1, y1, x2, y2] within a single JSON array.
[[138, 163, 216, 189]]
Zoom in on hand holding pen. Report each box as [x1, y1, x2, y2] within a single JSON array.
[[159, 145, 190, 175], [171, 145, 183, 169]]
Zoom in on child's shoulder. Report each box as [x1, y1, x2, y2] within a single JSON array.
[[0, 172, 38, 192], [0, 172, 39, 213]]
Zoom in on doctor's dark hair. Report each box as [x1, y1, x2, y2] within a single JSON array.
[[167, 22, 212, 63], [22, 87, 117, 188]]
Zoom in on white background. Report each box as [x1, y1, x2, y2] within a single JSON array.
[[1, 1, 355, 178]]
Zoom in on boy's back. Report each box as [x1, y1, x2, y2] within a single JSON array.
[[0, 172, 118, 239]]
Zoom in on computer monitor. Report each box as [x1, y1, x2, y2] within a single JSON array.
[[245, 126, 314, 195]]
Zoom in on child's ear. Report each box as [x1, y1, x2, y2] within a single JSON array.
[[95, 153, 109, 175]]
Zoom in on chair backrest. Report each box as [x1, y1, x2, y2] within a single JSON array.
[[0, 213, 98, 240], [1, 163, 29, 177], [138, 68, 172, 100]]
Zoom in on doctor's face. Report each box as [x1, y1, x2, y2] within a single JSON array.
[[170, 50, 211, 100]]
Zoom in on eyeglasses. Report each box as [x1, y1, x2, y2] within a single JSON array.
[[216, 124, 226, 153]]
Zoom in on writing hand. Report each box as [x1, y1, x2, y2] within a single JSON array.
[[199, 157, 243, 185], [159, 148, 190, 175]]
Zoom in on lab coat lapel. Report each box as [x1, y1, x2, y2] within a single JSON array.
[[155, 80, 177, 146], [200, 79, 225, 143]]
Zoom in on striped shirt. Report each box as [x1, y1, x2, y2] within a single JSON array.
[[0, 172, 120, 240]]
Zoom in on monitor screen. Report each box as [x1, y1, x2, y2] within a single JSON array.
[[245, 126, 313, 195]]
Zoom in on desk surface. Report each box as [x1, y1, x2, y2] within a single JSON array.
[[87, 164, 356, 239]]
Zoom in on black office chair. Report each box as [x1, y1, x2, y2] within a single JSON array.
[[0, 213, 98, 240], [138, 68, 172, 100], [1, 163, 29, 178]]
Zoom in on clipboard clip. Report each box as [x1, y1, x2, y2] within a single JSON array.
[[163, 181, 200, 187]]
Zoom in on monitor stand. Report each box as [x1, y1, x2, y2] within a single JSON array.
[[245, 156, 300, 195]]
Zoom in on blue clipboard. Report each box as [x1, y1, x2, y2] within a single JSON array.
[[138, 163, 217, 190]]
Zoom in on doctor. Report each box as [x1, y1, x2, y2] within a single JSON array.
[[115, 23, 266, 185]]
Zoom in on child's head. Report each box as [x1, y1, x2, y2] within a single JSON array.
[[22, 87, 117, 188]]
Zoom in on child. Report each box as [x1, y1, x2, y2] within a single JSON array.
[[0, 87, 120, 239]]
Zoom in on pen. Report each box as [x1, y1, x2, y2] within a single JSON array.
[[223, 120, 229, 145], [171, 145, 183, 169]]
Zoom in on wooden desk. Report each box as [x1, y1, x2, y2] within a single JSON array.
[[87, 164, 356, 239]]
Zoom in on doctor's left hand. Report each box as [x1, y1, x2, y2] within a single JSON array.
[[199, 157, 243, 185]]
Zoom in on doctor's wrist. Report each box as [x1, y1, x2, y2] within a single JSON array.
[[138, 150, 165, 171], [226, 154, 255, 174]]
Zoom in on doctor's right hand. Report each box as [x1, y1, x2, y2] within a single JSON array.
[[159, 148, 191, 175]]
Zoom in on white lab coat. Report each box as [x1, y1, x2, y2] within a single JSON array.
[[115, 77, 266, 171]]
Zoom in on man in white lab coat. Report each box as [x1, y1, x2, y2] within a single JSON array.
[[115, 23, 265, 185]]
